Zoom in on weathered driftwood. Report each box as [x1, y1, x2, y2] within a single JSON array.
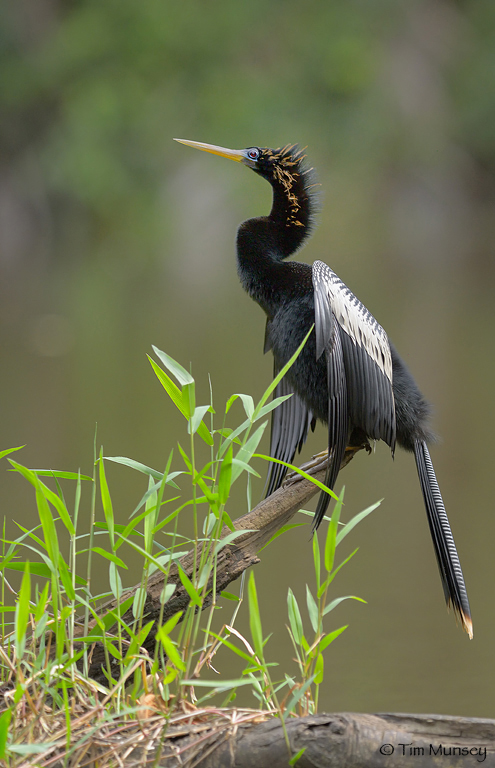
[[52, 711, 495, 767], [163, 711, 495, 767], [82, 448, 363, 684], [197, 712, 495, 768]]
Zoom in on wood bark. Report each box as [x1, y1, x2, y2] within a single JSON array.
[[169, 712, 495, 768], [208, 712, 495, 767], [67, 712, 495, 767]]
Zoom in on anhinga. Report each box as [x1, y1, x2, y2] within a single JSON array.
[[174, 138, 472, 638]]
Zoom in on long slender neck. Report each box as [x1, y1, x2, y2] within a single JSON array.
[[236, 168, 314, 314]]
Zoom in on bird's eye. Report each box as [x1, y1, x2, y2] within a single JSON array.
[[247, 148, 260, 161]]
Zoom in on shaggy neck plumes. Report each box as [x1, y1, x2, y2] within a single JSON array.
[[236, 148, 317, 314]]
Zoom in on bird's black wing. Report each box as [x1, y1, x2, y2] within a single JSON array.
[[311, 260, 396, 530], [265, 359, 315, 497], [311, 269, 349, 529], [313, 260, 396, 450]]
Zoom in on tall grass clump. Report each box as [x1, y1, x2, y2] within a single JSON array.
[[0, 333, 380, 764]]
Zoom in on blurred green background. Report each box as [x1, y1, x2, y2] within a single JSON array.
[[1, 0, 495, 716]]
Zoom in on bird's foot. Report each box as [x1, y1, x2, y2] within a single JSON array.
[[283, 439, 371, 487]]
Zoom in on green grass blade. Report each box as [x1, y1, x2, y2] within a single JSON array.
[[248, 572, 264, 659], [148, 357, 190, 419], [182, 381, 196, 418], [147, 354, 213, 445], [98, 453, 115, 549], [8, 460, 75, 536], [218, 444, 233, 504], [35, 487, 60, 566], [231, 459, 261, 478], [225, 393, 254, 419], [108, 561, 122, 599], [0, 561, 52, 578], [15, 562, 30, 659], [305, 585, 319, 634], [57, 554, 75, 601], [283, 674, 316, 720], [29, 470, 93, 481], [254, 454, 339, 501], [217, 416, 251, 458], [84, 596, 135, 636], [318, 625, 347, 652], [313, 532, 321, 593], [322, 595, 366, 616], [160, 610, 183, 635], [132, 587, 147, 619], [213, 529, 256, 555], [231, 422, 267, 484], [197, 420, 214, 446], [320, 548, 359, 594], [144, 475, 158, 554], [335, 499, 382, 546], [259, 522, 305, 551], [287, 588, 304, 645], [254, 394, 293, 421], [178, 566, 202, 606], [180, 678, 257, 689], [152, 345, 194, 386], [289, 747, 307, 766], [206, 631, 257, 665], [160, 583, 176, 605], [324, 487, 344, 574], [220, 591, 239, 602], [104, 456, 164, 480], [92, 547, 128, 568], [0, 709, 12, 759], [34, 582, 50, 623], [0, 446, 24, 460], [188, 404, 210, 435]]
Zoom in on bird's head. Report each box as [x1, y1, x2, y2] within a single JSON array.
[[174, 138, 317, 232], [173, 138, 267, 170], [174, 138, 308, 179]]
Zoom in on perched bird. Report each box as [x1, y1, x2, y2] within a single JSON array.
[[174, 138, 472, 638]]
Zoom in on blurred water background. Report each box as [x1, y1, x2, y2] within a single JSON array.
[[1, 0, 495, 716]]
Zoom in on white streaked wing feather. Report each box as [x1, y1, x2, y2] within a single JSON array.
[[312, 260, 392, 383]]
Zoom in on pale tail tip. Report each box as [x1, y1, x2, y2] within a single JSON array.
[[448, 601, 473, 639], [462, 612, 473, 640]]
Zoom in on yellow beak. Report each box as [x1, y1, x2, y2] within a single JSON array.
[[173, 138, 245, 163]]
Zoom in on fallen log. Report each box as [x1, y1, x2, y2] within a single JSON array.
[[45, 711, 495, 767], [166, 711, 495, 768]]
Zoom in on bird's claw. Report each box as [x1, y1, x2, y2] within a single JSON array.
[[283, 439, 370, 487]]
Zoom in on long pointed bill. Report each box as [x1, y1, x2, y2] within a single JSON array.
[[174, 138, 245, 163]]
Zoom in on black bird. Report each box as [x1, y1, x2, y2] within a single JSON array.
[[174, 138, 472, 638]]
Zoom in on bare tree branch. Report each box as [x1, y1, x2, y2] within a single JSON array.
[[81, 446, 364, 684]]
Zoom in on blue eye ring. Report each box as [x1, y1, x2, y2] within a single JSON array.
[[247, 148, 260, 161]]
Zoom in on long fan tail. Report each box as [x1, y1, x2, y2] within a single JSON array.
[[414, 439, 472, 638]]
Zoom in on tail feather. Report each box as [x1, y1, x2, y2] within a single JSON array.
[[414, 439, 472, 638]]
